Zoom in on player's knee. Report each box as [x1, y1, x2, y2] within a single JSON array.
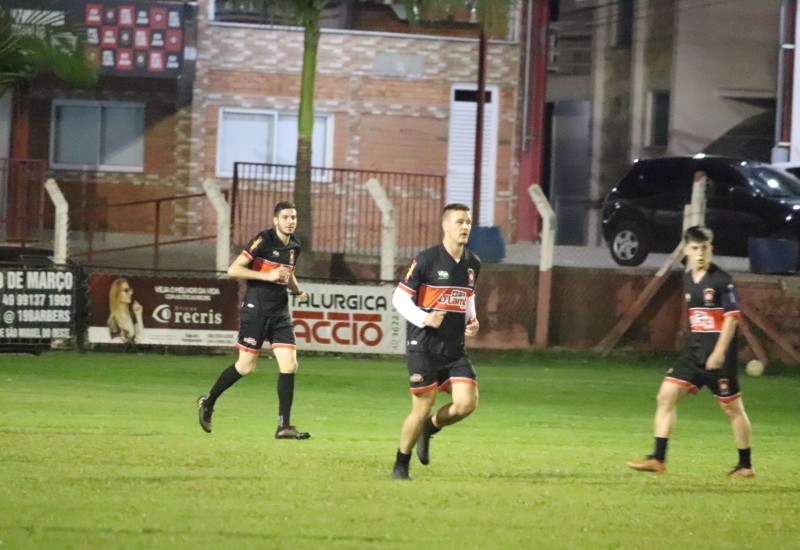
[[235, 359, 257, 376], [452, 397, 477, 418], [656, 389, 675, 408]]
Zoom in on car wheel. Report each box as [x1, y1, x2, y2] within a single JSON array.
[[609, 222, 650, 266]]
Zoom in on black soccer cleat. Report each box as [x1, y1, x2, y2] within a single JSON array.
[[275, 425, 311, 440], [416, 419, 438, 466], [197, 395, 213, 433], [391, 462, 411, 480]]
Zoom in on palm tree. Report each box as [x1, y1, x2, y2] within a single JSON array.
[[0, 2, 97, 95]]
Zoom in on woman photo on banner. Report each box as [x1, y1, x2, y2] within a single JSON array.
[[108, 277, 144, 348]]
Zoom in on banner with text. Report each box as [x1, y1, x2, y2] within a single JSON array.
[[87, 275, 406, 354], [87, 274, 240, 348], [0, 268, 76, 344], [290, 282, 405, 355]]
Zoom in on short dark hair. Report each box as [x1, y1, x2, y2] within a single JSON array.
[[442, 203, 471, 220], [683, 225, 713, 244], [274, 202, 296, 217]]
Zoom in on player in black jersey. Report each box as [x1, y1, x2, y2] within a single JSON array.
[[390, 203, 481, 480], [627, 226, 754, 477], [197, 202, 311, 439]]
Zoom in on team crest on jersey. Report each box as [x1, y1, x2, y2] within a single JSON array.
[[718, 378, 731, 396], [467, 268, 475, 286], [437, 270, 449, 279], [272, 250, 280, 257], [685, 293, 691, 302], [289, 249, 295, 265], [403, 260, 417, 283], [410, 374, 423, 383], [703, 287, 715, 306], [249, 236, 263, 252]]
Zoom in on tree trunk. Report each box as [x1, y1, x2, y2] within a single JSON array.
[[294, 9, 321, 275]]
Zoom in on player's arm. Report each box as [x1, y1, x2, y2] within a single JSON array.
[[464, 294, 479, 336], [706, 279, 740, 370], [392, 287, 445, 328], [226, 252, 284, 282], [287, 272, 308, 303], [706, 315, 737, 370]]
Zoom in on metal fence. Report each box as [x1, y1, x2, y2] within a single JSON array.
[[231, 163, 445, 260]]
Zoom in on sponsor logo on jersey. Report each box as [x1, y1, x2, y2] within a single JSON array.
[[689, 308, 723, 331], [438, 289, 468, 309], [438, 270, 449, 279], [703, 287, 715, 306]]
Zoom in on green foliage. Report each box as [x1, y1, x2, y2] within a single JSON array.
[[403, 0, 516, 37], [0, 2, 97, 95], [1, 350, 799, 548]]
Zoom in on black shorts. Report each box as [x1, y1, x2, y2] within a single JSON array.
[[406, 352, 477, 395], [664, 355, 740, 402], [236, 304, 296, 354]]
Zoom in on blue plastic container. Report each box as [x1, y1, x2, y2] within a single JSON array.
[[748, 237, 798, 274], [467, 226, 506, 263]]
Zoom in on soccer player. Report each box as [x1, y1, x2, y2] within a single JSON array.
[[627, 226, 754, 477], [390, 203, 481, 480], [197, 202, 311, 439]]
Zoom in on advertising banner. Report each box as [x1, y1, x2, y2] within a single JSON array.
[[0, 267, 76, 343], [87, 274, 240, 347], [291, 282, 405, 355], [87, 275, 406, 354]]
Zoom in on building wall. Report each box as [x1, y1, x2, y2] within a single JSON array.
[[189, 7, 522, 240], [671, 0, 778, 155]]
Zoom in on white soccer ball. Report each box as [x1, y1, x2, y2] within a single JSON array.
[[745, 359, 765, 377]]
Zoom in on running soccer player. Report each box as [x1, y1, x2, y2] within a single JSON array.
[[197, 202, 311, 439], [627, 225, 754, 477], [390, 203, 481, 480]]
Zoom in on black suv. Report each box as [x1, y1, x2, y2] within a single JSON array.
[[602, 156, 800, 266]]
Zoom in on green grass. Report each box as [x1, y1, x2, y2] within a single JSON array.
[[1, 350, 799, 549]]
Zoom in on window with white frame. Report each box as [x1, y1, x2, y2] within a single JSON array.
[[648, 90, 670, 147], [216, 108, 333, 177], [50, 100, 144, 171]]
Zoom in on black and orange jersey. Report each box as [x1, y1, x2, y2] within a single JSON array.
[[397, 243, 480, 356], [241, 227, 301, 310], [683, 263, 740, 363]]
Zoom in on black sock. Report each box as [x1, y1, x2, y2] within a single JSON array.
[[425, 416, 442, 436], [207, 365, 242, 406], [395, 449, 411, 466], [277, 372, 295, 428], [738, 448, 752, 468], [653, 437, 668, 461]]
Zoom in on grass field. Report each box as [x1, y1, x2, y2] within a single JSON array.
[[1, 350, 799, 549]]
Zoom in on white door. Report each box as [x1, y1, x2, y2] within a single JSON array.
[[446, 84, 499, 227]]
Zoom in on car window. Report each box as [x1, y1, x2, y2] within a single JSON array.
[[700, 164, 742, 198], [739, 165, 800, 198]]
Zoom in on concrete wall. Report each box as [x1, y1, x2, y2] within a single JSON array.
[[671, 0, 778, 155], [466, 264, 800, 367]]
